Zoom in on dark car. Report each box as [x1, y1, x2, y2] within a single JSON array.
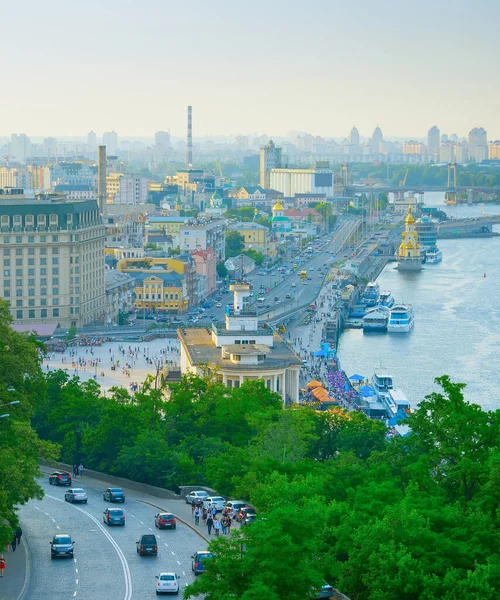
[[103, 487, 125, 503], [315, 582, 335, 599], [49, 471, 72, 486], [50, 534, 74, 559], [103, 508, 126, 526], [191, 551, 213, 575], [155, 513, 176, 530], [137, 534, 158, 556]]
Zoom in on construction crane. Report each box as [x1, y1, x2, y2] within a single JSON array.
[[399, 168, 409, 187], [214, 160, 230, 185], [445, 163, 457, 205], [3, 155, 8, 167]]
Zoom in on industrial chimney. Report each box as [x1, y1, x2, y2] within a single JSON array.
[[97, 145, 107, 215], [186, 105, 193, 167]]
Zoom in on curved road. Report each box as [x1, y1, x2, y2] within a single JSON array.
[[20, 474, 207, 599]]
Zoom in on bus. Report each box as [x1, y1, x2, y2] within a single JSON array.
[[300, 270, 307, 279]]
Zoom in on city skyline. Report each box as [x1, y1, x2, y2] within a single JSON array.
[[2, 0, 499, 138]]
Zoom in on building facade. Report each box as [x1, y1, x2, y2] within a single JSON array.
[[259, 140, 282, 189], [0, 191, 106, 326], [107, 173, 149, 205], [269, 164, 334, 197], [428, 126, 440, 159], [191, 248, 216, 298], [488, 141, 500, 160], [468, 127, 487, 163], [179, 218, 226, 262]]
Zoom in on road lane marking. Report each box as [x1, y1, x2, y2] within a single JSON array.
[[56, 525, 60, 530], [34, 506, 40, 511], [139, 520, 144, 524], [164, 543, 169, 547], [51, 518, 56, 523], [182, 571, 186, 576], [75, 568, 78, 574], [176, 561, 181, 565], [73, 592, 77, 597], [76, 579, 79, 584], [44, 512, 49, 516], [148, 527, 153, 531], [171, 551, 175, 556], [47, 494, 133, 600]]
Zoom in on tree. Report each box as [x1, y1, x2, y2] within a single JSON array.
[[225, 230, 245, 258], [65, 324, 77, 342], [216, 261, 228, 278], [243, 248, 264, 266]]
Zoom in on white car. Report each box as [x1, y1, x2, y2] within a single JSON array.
[[155, 572, 181, 595], [203, 496, 225, 511], [185, 490, 209, 504]]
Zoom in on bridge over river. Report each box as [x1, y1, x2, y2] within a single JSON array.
[[437, 215, 500, 237]]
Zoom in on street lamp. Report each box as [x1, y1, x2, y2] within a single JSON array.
[[0, 414, 10, 419], [1, 401, 20, 407]]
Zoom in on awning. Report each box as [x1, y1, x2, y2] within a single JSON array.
[[307, 380, 322, 389], [349, 374, 365, 382]]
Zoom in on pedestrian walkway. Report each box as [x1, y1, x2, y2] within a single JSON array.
[[0, 538, 29, 600]]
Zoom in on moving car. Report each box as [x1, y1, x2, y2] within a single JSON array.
[[64, 488, 88, 503], [103, 508, 126, 526], [136, 533, 158, 556], [191, 551, 214, 575], [155, 513, 176, 529], [49, 471, 72, 486], [103, 487, 125, 503], [50, 534, 74, 559], [185, 490, 209, 505], [202, 496, 225, 511], [155, 572, 181, 595]]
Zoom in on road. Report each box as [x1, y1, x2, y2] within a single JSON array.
[[20, 474, 208, 600]]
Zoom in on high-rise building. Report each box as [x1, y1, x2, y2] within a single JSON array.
[[87, 130, 97, 151], [43, 137, 57, 159], [349, 126, 360, 147], [103, 131, 118, 155], [9, 134, 31, 164], [259, 140, 282, 189], [468, 127, 487, 162], [427, 126, 440, 159], [0, 190, 106, 327], [488, 141, 500, 160], [155, 131, 171, 157], [404, 141, 426, 155], [369, 126, 384, 154]]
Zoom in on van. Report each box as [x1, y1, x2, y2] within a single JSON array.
[[257, 297, 265, 304]]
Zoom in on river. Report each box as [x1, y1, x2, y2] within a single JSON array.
[[336, 192, 500, 411]]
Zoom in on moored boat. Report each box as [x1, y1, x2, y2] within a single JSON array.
[[361, 282, 380, 307], [362, 306, 389, 332], [425, 247, 442, 264], [378, 291, 395, 308], [387, 304, 414, 333]]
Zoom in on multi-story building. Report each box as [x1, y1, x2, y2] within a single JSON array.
[[103, 131, 118, 155], [260, 140, 282, 189], [403, 141, 426, 155], [43, 138, 57, 159], [178, 284, 301, 401], [428, 126, 440, 159], [117, 256, 196, 312], [145, 216, 190, 248], [104, 270, 135, 325], [227, 221, 270, 255], [0, 190, 106, 326], [155, 131, 171, 156], [9, 134, 31, 164], [488, 141, 500, 160], [439, 141, 468, 164], [191, 248, 216, 298], [468, 127, 488, 163], [87, 131, 97, 153], [50, 162, 97, 188], [369, 126, 384, 154], [269, 163, 334, 197], [179, 217, 226, 262], [106, 173, 149, 205]]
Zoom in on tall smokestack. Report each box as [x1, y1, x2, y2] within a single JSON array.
[[98, 145, 107, 216], [186, 105, 193, 167]]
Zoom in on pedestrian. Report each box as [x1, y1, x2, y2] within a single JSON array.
[[226, 516, 232, 534], [202, 508, 208, 525], [213, 517, 221, 537], [211, 506, 217, 519], [221, 515, 229, 536], [73, 464, 78, 477], [207, 514, 213, 535], [0, 555, 4, 577], [191, 500, 196, 515], [78, 464, 84, 478], [15, 527, 22, 546], [11, 535, 16, 552], [194, 507, 201, 525]]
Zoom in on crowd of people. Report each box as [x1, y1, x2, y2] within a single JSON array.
[[191, 502, 234, 536]]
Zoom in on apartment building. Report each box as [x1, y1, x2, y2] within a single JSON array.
[[0, 189, 106, 327]]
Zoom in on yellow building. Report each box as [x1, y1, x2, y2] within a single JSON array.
[[227, 221, 270, 254], [117, 257, 192, 313], [488, 141, 500, 160], [397, 206, 422, 271]]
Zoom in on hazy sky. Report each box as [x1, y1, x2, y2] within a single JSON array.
[[3, 0, 499, 139]]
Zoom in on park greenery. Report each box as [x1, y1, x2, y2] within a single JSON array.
[[2, 293, 500, 598]]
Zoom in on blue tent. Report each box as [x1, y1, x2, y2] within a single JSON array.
[[359, 385, 375, 394], [349, 374, 364, 382]]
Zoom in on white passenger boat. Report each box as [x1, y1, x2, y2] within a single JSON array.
[[425, 248, 443, 264], [362, 306, 389, 332], [387, 304, 414, 333], [378, 291, 395, 308]]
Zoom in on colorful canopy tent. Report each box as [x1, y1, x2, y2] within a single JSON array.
[[307, 380, 323, 389], [311, 387, 329, 400], [349, 374, 365, 382]]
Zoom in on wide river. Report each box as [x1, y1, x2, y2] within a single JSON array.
[[337, 192, 500, 411]]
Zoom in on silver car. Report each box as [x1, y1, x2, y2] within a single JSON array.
[[64, 488, 88, 504], [185, 490, 209, 505]]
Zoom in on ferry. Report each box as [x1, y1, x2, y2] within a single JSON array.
[[378, 291, 395, 308], [362, 306, 389, 332], [372, 372, 394, 396], [361, 282, 380, 307], [387, 304, 414, 333], [371, 372, 411, 425], [425, 247, 442, 264]]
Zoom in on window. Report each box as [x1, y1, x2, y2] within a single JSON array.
[[28, 236, 34, 243], [3, 249, 9, 256], [28, 268, 35, 276], [28, 258, 34, 266], [40, 268, 47, 275], [3, 280, 9, 288], [3, 269, 10, 276], [28, 279, 35, 286], [16, 248, 22, 255], [3, 259, 10, 267], [3, 236, 9, 243], [41, 288, 47, 296], [27, 248, 34, 256], [13, 215, 21, 227], [4, 289, 10, 297], [15, 236, 22, 244], [29, 310, 35, 318], [40, 258, 47, 265], [37, 215, 46, 227], [52, 257, 58, 265], [28, 288, 35, 297], [40, 299, 47, 306], [16, 269, 22, 276], [52, 235, 58, 242], [16, 310, 23, 319], [40, 248, 47, 254], [52, 288, 59, 296], [40, 278, 46, 285], [53, 298, 59, 306], [16, 300, 22, 307], [41, 309, 47, 318], [28, 299, 35, 307], [52, 308, 59, 317], [52, 247, 59, 255], [52, 268, 59, 275], [40, 235, 46, 242], [16, 279, 22, 287]]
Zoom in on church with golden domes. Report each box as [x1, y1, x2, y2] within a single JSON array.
[[396, 205, 422, 271]]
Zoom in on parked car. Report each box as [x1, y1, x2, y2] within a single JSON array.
[[137, 533, 158, 556], [236, 506, 255, 522], [185, 490, 209, 505], [155, 513, 176, 530], [242, 513, 257, 526], [202, 496, 225, 511], [155, 572, 181, 595], [191, 551, 213, 575], [103, 507, 126, 526], [49, 471, 72, 486], [50, 534, 74, 559], [314, 582, 335, 599], [224, 500, 247, 516], [64, 488, 88, 503], [103, 487, 125, 503]]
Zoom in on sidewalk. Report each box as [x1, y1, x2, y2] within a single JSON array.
[[0, 536, 30, 600]]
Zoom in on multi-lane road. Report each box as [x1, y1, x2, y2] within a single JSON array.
[[20, 474, 207, 599]]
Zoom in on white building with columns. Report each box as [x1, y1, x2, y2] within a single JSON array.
[[178, 284, 301, 402]]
